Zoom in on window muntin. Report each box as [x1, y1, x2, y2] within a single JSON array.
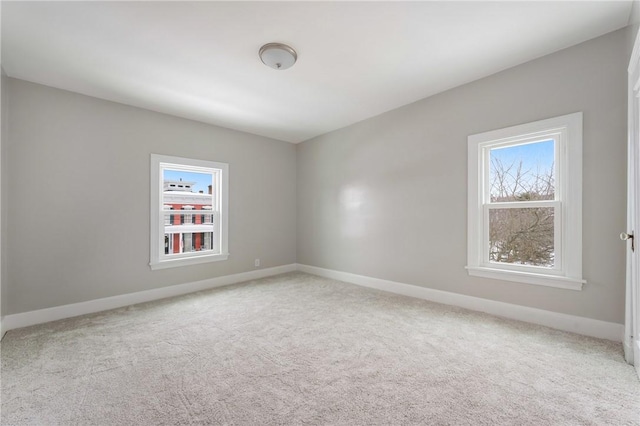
[[150, 154, 229, 270], [467, 113, 584, 290]]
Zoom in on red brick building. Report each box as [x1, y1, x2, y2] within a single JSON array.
[[163, 180, 217, 254]]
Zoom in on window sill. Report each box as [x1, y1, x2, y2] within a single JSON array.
[[465, 266, 584, 291], [150, 253, 229, 270]]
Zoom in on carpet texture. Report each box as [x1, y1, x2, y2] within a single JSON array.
[[1, 272, 639, 425]]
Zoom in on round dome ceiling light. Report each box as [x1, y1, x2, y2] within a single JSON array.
[[259, 43, 297, 70]]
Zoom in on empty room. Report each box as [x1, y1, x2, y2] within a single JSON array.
[[1, 1, 639, 424]]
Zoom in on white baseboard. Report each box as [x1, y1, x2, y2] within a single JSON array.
[[297, 264, 624, 342], [3, 264, 297, 333], [3, 263, 625, 343]]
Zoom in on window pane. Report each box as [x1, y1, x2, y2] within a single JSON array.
[[489, 140, 555, 202], [162, 170, 213, 199], [162, 232, 214, 254], [489, 207, 554, 267], [162, 168, 217, 255]]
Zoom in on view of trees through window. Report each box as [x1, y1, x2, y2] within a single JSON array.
[[488, 140, 555, 268]]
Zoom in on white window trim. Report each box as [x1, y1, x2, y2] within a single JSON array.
[[150, 154, 229, 270], [466, 112, 585, 290]]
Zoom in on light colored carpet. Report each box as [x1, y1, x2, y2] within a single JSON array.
[[1, 272, 639, 425]]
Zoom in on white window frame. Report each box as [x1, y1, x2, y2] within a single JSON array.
[[150, 154, 229, 270], [467, 112, 584, 290]]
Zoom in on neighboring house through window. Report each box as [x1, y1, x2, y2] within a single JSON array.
[[150, 154, 229, 270], [467, 112, 584, 290]]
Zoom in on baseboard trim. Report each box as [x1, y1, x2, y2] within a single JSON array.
[[297, 264, 624, 342], [4, 263, 624, 342], [3, 264, 297, 333]]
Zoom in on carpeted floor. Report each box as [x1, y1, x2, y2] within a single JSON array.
[[1, 272, 639, 425]]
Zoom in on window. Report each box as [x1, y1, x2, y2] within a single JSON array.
[[150, 154, 229, 270], [467, 112, 584, 290]]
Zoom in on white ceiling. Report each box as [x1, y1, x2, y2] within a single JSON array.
[[2, 1, 633, 143]]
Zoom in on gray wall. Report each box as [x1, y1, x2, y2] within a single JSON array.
[[631, 1, 640, 27], [5, 78, 297, 315], [4, 26, 631, 324], [297, 28, 629, 324]]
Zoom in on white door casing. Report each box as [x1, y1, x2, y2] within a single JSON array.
[[625, 28, 640, 377]]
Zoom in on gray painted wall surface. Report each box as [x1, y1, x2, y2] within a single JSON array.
[[630, 1, 640, 28], [297, 28, 629, 324], [5, 79, 297, 315], [4, 27, 631, 324]]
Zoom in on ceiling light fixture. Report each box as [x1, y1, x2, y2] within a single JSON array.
[[259, 43, 297, 70]]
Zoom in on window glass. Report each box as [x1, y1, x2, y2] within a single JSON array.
[[489, 207, 555, 268], [489, 140, 555, 202]]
